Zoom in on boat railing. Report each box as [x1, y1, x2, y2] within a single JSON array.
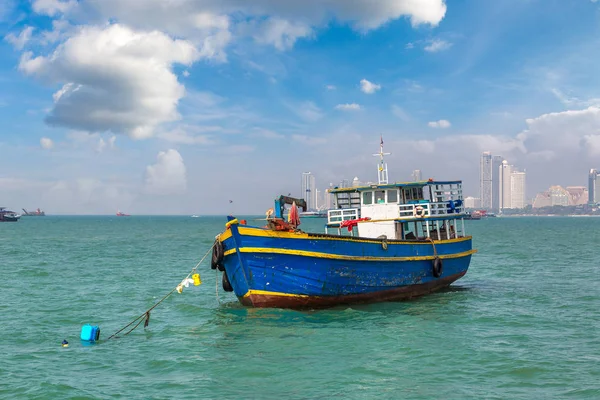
[[398, 201, 464, 219], [327, 208, 360, 225]]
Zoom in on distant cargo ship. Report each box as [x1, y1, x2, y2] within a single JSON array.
[[116, 210, 130, 217], [22, 208, 45, 216]]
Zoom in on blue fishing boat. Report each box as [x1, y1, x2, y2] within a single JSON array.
[[212, 140, 476, 309]]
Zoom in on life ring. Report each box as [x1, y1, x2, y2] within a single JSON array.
[[432, 256, 443, 278], [211, 239, 224, 271], [413, 205, 425, 218], [222, 272, 233, 292]]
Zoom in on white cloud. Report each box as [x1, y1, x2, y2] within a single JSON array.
[[157, 127, 213, 145], [5, 26, 34, 50], [360, 79, 381, 94], [551, 88, 600, 108], [424, 39, 452, 53], [335, 103, 361, 111], [521, 106, 600, 156], [326, 85, 336, 90], [40, 137, 54, 149], [292, 101, 323, 121], [34, 0, 446, 54], [391, 105, 410, 121], [32, 0, 76, 16], [251, 18, 312, 50], [144, 149, 187, 195], [428, 119, 451, 128], [19, 24, 199, 139]]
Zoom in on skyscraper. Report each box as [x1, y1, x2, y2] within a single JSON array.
[[480, 152, 504, 211], [480, 152, 493, 210], [589, 169, 599, 204], [510, 170, 526, 209], [411, 169, 422, 181], [498, 160, 512, 210], [301, 172, 316, 210], [491, 155, 504, 211]]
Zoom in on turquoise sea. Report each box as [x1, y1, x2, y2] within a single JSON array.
[[1, 216, 599, 399]]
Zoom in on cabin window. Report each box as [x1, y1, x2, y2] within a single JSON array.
[[387, 189, 398, 203], [375, 190, 385, 204], [362, 191, 373, 205], [411, 187, 424, 200]]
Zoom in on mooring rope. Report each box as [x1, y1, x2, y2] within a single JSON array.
[[426, 237, 438, 258], [106, 242, 216, 340]]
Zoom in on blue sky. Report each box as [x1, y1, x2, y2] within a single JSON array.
[[1, 0, 600, 214]]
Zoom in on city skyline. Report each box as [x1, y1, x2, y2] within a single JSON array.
[[2, 1, 600, 214]]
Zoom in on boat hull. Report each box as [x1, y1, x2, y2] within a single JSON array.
[[218, 219, 475, 309]]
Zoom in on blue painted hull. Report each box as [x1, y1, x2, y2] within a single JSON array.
[[217, 220, 475, 309]]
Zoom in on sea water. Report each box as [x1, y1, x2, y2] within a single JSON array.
[[1, 216, 599, 399]]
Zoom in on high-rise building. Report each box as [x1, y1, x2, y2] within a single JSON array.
[[498, 161, 526, 210], [510, 171, 526, 209], [480, 152, 504, 211], [411, 169, 422, 181], [464, 196, 481, 209], [498, 160, 512, 210], [491, 155, 504, 211], [480, 152, 493, 210], [301, 172, 316, 210], [589, 169, 600, 204]]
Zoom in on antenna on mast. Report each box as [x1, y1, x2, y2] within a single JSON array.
[[372, 135, 391, 184]]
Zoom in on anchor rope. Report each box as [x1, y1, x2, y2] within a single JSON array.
[[106, 241, 216, 340]]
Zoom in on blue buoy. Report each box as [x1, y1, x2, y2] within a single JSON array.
[[61, 339, 69, 348], [80, 324, 100, 342]]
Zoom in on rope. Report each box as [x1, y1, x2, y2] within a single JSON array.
[[215, 268, 220, 305], [426, 237, 438, 258], [106, 242, 216, 340]]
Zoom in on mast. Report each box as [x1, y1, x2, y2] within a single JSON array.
[[372, 135, 391, 184]]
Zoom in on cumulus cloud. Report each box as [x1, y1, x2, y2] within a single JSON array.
[[521, 106, 600, 157], [360, 79, 381, 94], [144, 149, 187, 195], [424, 39, 452, 52], [335, 103, 361, 111], [5, 26, 34, 50], [19, 24, 199, 139], [428, 119, 451, 128], [251, 18, 312, 50], [40, 137, 54, 149], [32, 0, 76, 16], [33, 0, 446, 51]]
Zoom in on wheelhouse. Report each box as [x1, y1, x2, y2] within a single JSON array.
[[326, 180, 466, 241]]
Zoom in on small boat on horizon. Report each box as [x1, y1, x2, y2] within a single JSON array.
[[116, 210, 130, 217], [191, 215, 200, 218], [210, 139, 476, 309], [298, 210, 327, 218], [0, 207, 21, 222]]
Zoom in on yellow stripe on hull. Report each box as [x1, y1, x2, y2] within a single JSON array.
[[242, 289, 310, 299], [218, 226, 471, 246], [224, 247, 476, 261]]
